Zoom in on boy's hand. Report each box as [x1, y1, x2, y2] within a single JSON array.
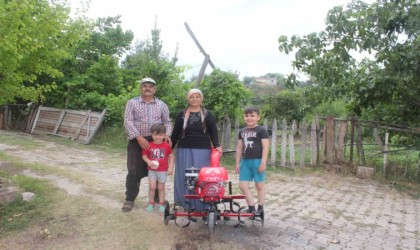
[[167, 167, 174, 175], [258, 163, 266, 173], [235, 164, 240, 174]]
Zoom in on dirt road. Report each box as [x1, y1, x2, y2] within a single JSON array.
[[0, 130, 419, 249]]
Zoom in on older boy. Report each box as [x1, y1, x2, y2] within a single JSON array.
[[235, 106, 269, 214]]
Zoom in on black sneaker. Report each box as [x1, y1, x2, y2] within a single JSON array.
[[246, 208, 255, 213], [247, 208, 255, 220]]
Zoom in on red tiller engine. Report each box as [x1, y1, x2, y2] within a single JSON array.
[[186, 166, 228, 203]]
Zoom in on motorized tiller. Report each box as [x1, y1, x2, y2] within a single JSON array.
[[163, 147, 264, 234]]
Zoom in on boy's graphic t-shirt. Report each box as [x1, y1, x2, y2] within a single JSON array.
[[142, 141, 172, 171], [238, 126, 269, 159]]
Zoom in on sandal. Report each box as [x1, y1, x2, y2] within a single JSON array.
[[158, 205, 165, 213], [146, 203, 154, 212], [122, 201, 134, 212]]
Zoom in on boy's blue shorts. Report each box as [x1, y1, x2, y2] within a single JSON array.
[[239, 159, 265, 183]]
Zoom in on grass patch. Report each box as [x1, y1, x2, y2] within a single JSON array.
[[0, 133, 40, 150], [90, 124, 127, 152], [0, 169, 58, 235]]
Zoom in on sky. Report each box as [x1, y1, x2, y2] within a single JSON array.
[[69, 0, 358, 80]]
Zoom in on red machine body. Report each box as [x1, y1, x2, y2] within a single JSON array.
[[195, 166, 228, 202]]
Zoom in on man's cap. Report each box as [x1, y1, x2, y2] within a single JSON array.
[[138, 77, 156, 85]]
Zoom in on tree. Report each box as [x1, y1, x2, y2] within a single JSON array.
[[121, 19, 187, 118], [278, 0, 420, 126], [44, 16, 134, 111], [262, 89, 305, 122], [242, 76, 255, 86], [200, 69, 252, 121], [0, 0, 89, 105]]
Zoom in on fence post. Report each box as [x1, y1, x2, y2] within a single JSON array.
[[234, 118, 240, 150], [383, 132, 389, 176], [316, 116, 321, 164], [289, 120, 296, 168], [310, 119, 317, 166], [349, 115, 355, 162], [325, 116, 335, 163], [271, 119, 277, 166], [281, 119, 287, 167], [300, 119, 307, 169], [356, 123, 366, 165], [336, 120, 348, 163], [417, 152, 420, 182]]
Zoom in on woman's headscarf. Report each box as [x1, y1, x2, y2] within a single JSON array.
[[182, 89, 206, 137]]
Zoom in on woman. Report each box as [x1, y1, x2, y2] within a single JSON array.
[[171, 88, 222, 211]]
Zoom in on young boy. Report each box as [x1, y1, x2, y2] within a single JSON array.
[[142, 124, 174, 213], [235, 106, 269, 215]]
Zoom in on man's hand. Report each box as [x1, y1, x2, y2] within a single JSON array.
[[136, 136, 150, 150], [164, 135, 172, 147]]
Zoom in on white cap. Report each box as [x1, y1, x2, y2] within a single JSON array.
[[138, 77, 156, 85]]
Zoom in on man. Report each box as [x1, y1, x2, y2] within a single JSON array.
[[122, 77, 172, 212]]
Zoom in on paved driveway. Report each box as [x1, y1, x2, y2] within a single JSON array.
[[187, 172, 420, 249]]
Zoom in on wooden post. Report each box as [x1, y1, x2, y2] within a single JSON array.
[[280, 119, 287, 167], [195, 54, 210, 87], [336, 120, 348, 163], [300, 119, 307, 169], [234, 118, 240, 150], [310, 119, 317, 166], [24, 105, 37, 134], [85, 109, 107, 145], [349, 115, 355, 162], [271, 119, 277, 166], [316, 116, 321, 164], [416, 152, 420, 182], [184, 22, 215, 69], [53, 110, 66, 134], [30, 105, 43, 134], [383, 132, 389, 176], [325, 116, 335, 163], [185, 22, 215, 87], [72, 110, 91, 140], [289, 120, 296, 168], [5, 105, 10, 129], [373, 128, 384, 151], [356, 124, 365, 165]]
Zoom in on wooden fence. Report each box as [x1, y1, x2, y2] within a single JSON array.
[[220, 116, 420, 179], [30, 106, 106, 144]]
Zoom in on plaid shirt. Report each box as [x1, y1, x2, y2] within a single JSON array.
[[124, 96, 172, 140]]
